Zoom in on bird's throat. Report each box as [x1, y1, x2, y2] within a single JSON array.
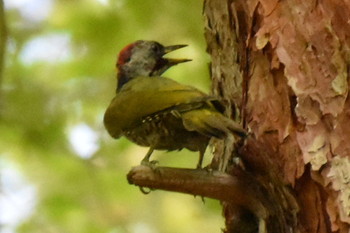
[[116, 72, 130, 92]]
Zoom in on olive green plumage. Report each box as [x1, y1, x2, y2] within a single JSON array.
[[104, 76, 246, 167], [104, 40, 246, 168]]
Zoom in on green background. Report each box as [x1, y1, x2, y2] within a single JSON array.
[[1, 0, 223, 232]]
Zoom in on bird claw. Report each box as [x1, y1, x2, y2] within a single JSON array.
[[218, 159, 228, 172], [258, 219, 267, 233], [139, 186, 154, 194], [203, 166, 214, 174], [141, 159, 159, 169], [232, 157, 246, 170]]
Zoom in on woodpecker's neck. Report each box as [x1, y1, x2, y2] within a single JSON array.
[[116, 62, 168, 92], [116, 64, 155, 92], [116, 72, 131, 92]]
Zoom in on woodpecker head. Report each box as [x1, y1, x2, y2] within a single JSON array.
[[116, 40, 191, 90]]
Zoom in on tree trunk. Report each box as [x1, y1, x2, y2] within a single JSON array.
[[203, 0, 350, 232]]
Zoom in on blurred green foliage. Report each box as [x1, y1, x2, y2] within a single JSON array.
[[1, 0, 223, 232]]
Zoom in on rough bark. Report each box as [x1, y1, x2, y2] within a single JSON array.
[[203, 0, 350, 232]]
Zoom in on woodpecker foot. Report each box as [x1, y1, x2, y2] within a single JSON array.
[[203, 166, 214, 174], [232, 157, 246, 170], [141, 159, 159, 169], [258, 218, 267, 233], [141, 147, 155, 166], [218, 159, 228, 172], [139, 186, 154, 194]]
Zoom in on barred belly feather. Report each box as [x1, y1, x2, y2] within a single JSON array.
[[124, 112, 209, 152]]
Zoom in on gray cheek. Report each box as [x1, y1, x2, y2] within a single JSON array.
[[127, 60, 152, 76]]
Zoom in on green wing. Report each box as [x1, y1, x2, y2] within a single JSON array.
[[103, 76, 212, 138]]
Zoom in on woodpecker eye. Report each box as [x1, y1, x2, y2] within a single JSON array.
[[117, 52, 132, 66], [151, 43, 162, 55], [124, 57, 131, 63]]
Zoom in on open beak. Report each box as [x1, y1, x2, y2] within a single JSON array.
[[164, 44, 188, 53], [163, 44, 192, 65]]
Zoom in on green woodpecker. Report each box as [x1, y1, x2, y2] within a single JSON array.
[[104, 40, 246, 168]]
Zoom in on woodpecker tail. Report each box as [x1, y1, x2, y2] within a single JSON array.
[[181, 109, 247, 139]]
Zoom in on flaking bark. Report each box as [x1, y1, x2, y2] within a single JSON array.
[[204, 0, 350, 232]]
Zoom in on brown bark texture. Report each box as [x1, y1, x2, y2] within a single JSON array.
[[203, 0, 350, 232]]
